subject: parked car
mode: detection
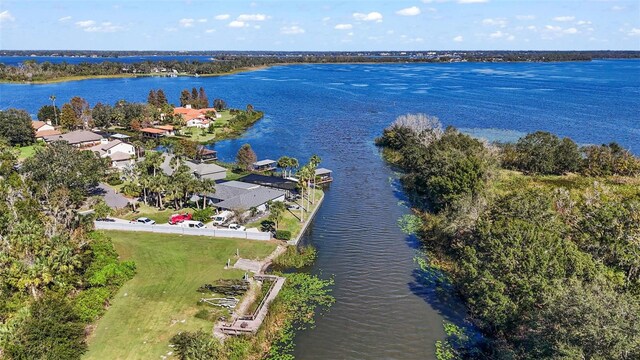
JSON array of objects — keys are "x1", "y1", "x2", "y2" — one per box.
[
  {"x1": 169, "y1": 213, "x2": 192, "y2": 225},
  {"x1": 132, "y1": 217, "x2": 156, "y2": 225},
  {"x1": 287, "y1": 203, "x2": 301, "y2": 210},
  {"x1": 180, "y1": 220, "x2": 205, "y2": 229},
  {"x1": 212, "y1": 210, "x2": 233, "y2": 225},
  {"x1": 228, "y1": 223, "x2": 246, "y2": 231}
]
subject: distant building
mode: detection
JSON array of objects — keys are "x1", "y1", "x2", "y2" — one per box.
[
  {"x1": 185, "y1": 118, "x2": 211, "y2": 129},
  {"x1": 43, "y1": 130, "x2": 103, "y2": 148},
  {"x1": 140, "y1": 127, "x2": 169, "y2": 139},
  {"x1": 154, "y1": 125, "x2": 175, "y2": 136},
  {"x1": 173, "y1": 106, "x2": 221, "y2": 124}
]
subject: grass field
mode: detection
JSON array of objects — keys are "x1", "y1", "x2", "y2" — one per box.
[
  {"x1": 84, "y1": 231, "x2": 277, "y2": 360},
  {"x1": 16, "y1": 143, "x2": 43, "y2": 160}
]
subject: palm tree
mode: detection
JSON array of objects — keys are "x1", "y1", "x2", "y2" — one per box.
[
  {"x1": 297, "y1": 165, "x2": 313, "y2": 222},
  {"x1": 309, "y1": 154, "x2": 322, "y2": 204},
  {"x1": 289, "y1": 157, "x2": 299, "y2": 178},
  {"x1": 49, "y1": 95, "x2": 58, "y2": 126},
  {"x1": 199, "y1": 178, "x2": 216, "y2": 209},
  {"x1": 277, "y1": 156, "x2": 290, "y2": 178}
]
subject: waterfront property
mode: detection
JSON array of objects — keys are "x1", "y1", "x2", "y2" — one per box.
[
  {"x1": 159, "y1": 153, "x2": 227, "y2": 181},
  {"x1": 43, "y1": 129, "x2": 103, "y2": 148},
  {"x1": 140, "y1": 127, "x2": 169, "y2": 139},
  {"x1": 199, "y1": 180, "x2": 286, "y2": 214},
  {"x1": 252, "y1": 159, "x2": 277, "y2": 172},
  {"x1": 315, "y1": 168, "x2": 333, "y2": 183},
  {"x1": 239, "y1": 173, "x2": 299, "y2": 199},
  {"x1": 83, "y1": 231, "x2": 276, "y2": 360}
]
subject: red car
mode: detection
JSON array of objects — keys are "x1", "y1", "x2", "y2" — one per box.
[{"x1": 169, "y1": 213, "x2": 192, "y2": 225}]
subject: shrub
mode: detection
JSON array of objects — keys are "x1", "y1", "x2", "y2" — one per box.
[
  {"x1": 106, "y1": 173, "x2": 123, "y2": 186},
  {"x1": 88, "y1": 261, "x2": 136, "y2": 287},
  {"x1": 171, "y1": 330, "x2": 222, "y2": 360},
  {"x1": 193, "y1": 207, "x2": 214, "y2": 222},
  {"x1": 275, "y1": 230, "x2": 292, "y2": 241},
  {"x1": 73, "y1": 287, "x2": 111, "y2": 322}
]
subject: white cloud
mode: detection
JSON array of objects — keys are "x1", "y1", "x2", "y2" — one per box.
[
  {"x1": 507, "y1": 35, "x2": 515, "y2": 41},
  {"x1": 76, "y1": 20, "x2": 96, "y2": 28},
  {"x1": 516, "y1": 15, "x2": 535, "y2": 21},
  {"x1": 553, "y1": 16, "x2": 575, "y2": 22},
  {"x1": 237, "y1": 14, "x2": 268, "y2": 21},
  {"x1": 228, "y1": 20, "x2": 246, "y2": 28},
  {"x1": 334, "y1": 23, "x2": 353, "y2": 30},
  {"x1": 458, "y1": 0, "x2": 488, "y2": 3},
  {"x1": 628, "y1": 28, "x2": 640, "y2": 37},
  {"x1": 453, "y1": 35, "x2": 463, "y2": 42},
  {"x1": 527, "y1": 25, "x2": 537, "y2": 31},
  {"x1": 576, "y1": 20, "x2": 592, "y2": 26},
  {"x1": 353, "y1": 12, "x2": 383, "y2": 22},
  {"x1": 482, "y1": 18, "x2": 507, "y2": 27},
  {"x1": 205, "y1": 29, "x2": 215, "y2": 33},
  {"x1": 489, "y1": 30, "x2": 504, "y2": 38},
  {"x1": 0, "y1": 10, "x2": 14, "y2": 23},
  {"x1": 254, "y1": 25, "x2": 261, "y2": 29},
  {"x1": 281, "y1": 25, "x2": 305, "y2": 35},
  {"x1": 58, "y1": 16, "x2": 72, "y2": 22},
  {"x1": 396, "y1": 6, "x2": 421, "y2": 16},
  {"x1": 197, "y1": 18, "x2": 207, "y2": 23},
  {"x1": 563, "y1": 27, "x2": 578, "y2": 34},
  {"x1": 612, "y1": 5, "x2": 625, "y2": 11},
  {"x1": 83, "y1": 22, "x2": 124, "y2": 33},
  {"x1": 322, "y1": 17, "x2": 331, "y2": 22},
  {"x1": 179, "y1": 18, "x2": 195, "y2": 27},
  {"x1": 214, "y1": 14, "x2": 230, "y2": 20}
]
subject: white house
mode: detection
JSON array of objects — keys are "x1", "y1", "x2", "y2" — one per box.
[
  {"x1": 185, "y1": 118, "x2": 211, "y2": 129},
  {"x1": 89, "y1": 139, "x2": 136, "y2": 168},
  {"x1": 32, "y1": 121, "x2": 61, "y2": 139}
]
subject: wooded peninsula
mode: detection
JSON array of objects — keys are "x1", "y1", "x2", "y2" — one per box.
[
  {"x1": 2, "y1": 50, "x2": 639, "y2": 83},
  {"x1": 376, "y1": 114, "x2": 640, "y2": 360}
]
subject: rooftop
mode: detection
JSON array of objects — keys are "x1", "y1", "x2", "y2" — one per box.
[
  {"x1": 140, "y1": 127, "x2": 167, "y2": 134},
  {"x1": 253, "y1": 159, "x2": 277, "y2": 167},
  {"x1": 43, "y1": 130, "x2": 103, "y2": 145},
  {"x1": 205, "y1": 181, "x2": 286, "y2": 210},
  {"x1": 315, "y1": 168, "x2": 332, "y2": 176}
]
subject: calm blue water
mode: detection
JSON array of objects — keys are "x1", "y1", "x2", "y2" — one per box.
[
  {"x1": 0, "y1": 55, "x2": 215, "y2": 66},
  {"x1": 1, "y1": 60, "x2": 639, "y2": 359}
]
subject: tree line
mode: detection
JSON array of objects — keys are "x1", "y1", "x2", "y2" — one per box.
[
  {"x1": 0, "y1": 141, "x2": 135, "y2": 359},
  {"x1": 5, "y1": 50, "x2": 640, "y2": 82},
  {"x1": 376, "y1": 114, "x2": 640, "y2": 359}
]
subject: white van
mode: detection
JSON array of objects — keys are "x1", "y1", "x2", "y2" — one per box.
[
  {"x1": 211, "y1": 211, "x2": 233, "y2": 226},
  {"x1": 179, "y1": 220, "x2": 205, "y2": 229}
]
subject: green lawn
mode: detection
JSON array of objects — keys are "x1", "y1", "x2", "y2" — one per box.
[
  {"x1": 84, "y1": 231, "x2": 277, "y2": 360},
  {"x1": 16, "y1": 143, "x2": 43, "y2": 160},
  {"x1": 177, "y1": 110, "x2": 235, "y2": 143},
  {"x1": 246, "y1": 189, "x2": 324, "y2": 237}
]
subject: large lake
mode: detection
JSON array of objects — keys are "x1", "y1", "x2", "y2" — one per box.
[{"x1": 1, "y1": 60, "x2": 639, "y2": 359}]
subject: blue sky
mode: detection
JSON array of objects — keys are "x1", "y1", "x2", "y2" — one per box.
[{"x1": 1, "y1": 0, "x2": 639, "y2": 51}]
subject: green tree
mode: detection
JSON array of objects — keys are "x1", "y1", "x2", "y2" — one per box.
[
  {"x1": 0, "y1": 108, "x2": 36, "y2": 146},
  {"x1": 147, "y1": 89, "x2": 157, "y2": 106},
  {"x1": 49, "y1": 94, "x2": 59, "y2": 126},
  {"x1": 213, "y1": 99, "x2": 226, "y2": 111},
  {"x1": 156, "y1": 89, "x2": 168, "y2": 105},
  {"x1": 91, "y1": 102, "x2": 113, "y2": 128},
  {"x1": 198, "y1": 87, "x2": 209, "y2": 108},
  {"x1": 60, "y1": 103, "x2": 80, "y2": 130},
  {"x1": 268, "y1": 200, "x2": 286, "y2": 230},
  {"x1": 4, "y1": 296, "x2": 87, "y2": 360},
  {"x1": 170, "y1": 330, "x2": 222, "y2": 360},
  {"x1": 236, "y1": 143, "x2": 257, "y2": 171},
  {"x1": 553, "y1": 137, "x2": 582, "y2": 174},
  {"x1": 37, "y1": 105, "x2": 60, "y2": 123},
  {"x1": 179, "y1": 89, "x2": 191, "y2": 107}
]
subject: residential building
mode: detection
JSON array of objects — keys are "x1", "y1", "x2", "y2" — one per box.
[
  {"x1": 160, "y1": 154, "x2": 227, "y2": 181},
  {"x1": 89, "y1": 139, "x2": 136, "y2": 168},
  {"x1": 200, "y1": 180, "x2": 286, "y2": 213},
  {"x1": 43, "y1": 130, "x2": 103, "y2": 148},
  {"x1": 238, "y1": 173, "x2": 298, "y2": 199},
  {"x1": 185, "y1": 118, "x2": 211, "y2": 129},
  {"x1": 140, "y1": 127, "x2": 169, "y2": 139},
  {"x1": 31, "y1": 121, "x2": 61, "y2": 139},
  {"x1": 154, "y1": 125, "x2": 175, "y2": 136}
]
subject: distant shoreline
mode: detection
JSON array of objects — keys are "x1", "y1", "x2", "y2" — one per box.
[{"x1": 0, "y1": 65, "x2": 271, "y2": 84}]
